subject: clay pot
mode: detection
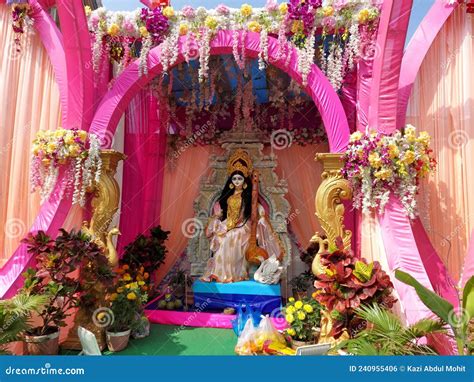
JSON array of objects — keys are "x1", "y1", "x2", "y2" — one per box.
[
  {"x1": 106, "y1": 329, "x2": 131, "y2": 352},
  {"x1": 24, "y1": 328, "x2": 60, "y2": 355},
  {"x1": 290, "y1": 338, "x2": 315, "y2": 350}
]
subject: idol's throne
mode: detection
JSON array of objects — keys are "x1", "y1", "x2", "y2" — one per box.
[
  {"x1": 187, "y1": 131, "x2": 291, "y2": 277},
  {"x1": 187, "y1": 132, "x2": 291, "y2": 313}
]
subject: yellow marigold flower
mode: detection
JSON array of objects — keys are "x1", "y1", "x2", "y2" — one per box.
[
  {"x1": 358, "y1": 9, "x2": 370, "y2": 24},
  {"x1": 84, "y1": 5, "x2": 92, "y2": 17},
  {"x1": 297, "y1": 311, "x2": 306, "y2": 320},
  {"x1": 241, "y1": 3, "x2": 253, "y2": 17},
  {"x1": 108, "y1": 23, "x2": 120, "y2": 37},
  {"x1": 117, "y1": 287, "x2": 124, "y2": 293},
  {"x1": 162, "y1": 6, "x2": 175, "y2": 18},
  {"x1": 368, "y1": 152, "x2": 382, "y2": 169},
  {"x1": 294, "y1": 301, "x2": 303, "y2": 309},
  {"x1": 279, "y1": 3, "x2": 288, "y2": 15},
  {"x1": 303, "y1": 304, "x2": 313, "y2": 313},
  {"x1": 205, "y1": 16, "x2": 218, "y2": 30},
  {"x1": 388, "y1": 144, "x2": 399, "y2": 159},
  {"x1": 179, "y1": 23, "x2": 189, "y2": 36},
  {"x1": 287, "y1": 328, "x2": 296, "y2": 337},
  {"x1": 130, "y1": 282, "x2": 138, "y2": 289},
  {"x1": 286, "y1": 313, "x2": 295, "y2": 323},
  {"x1": 374, "y1": 168, "x2": 392, "y2": 180},
  {"x1": 247, "y1": 20, "x2": 262, "y2": 33},
  {"x1": 110, "y1": 293, "x2": 118, "y2": 301},
  {"x1": 286, "y1": 305, "x2": 296, "y2": 314},
  {"x1": 138, "y1": 280, "x2": 145, "y2": 286},
  {"x1": 139, "y1": 26, "x2": 149, "y2": 38},
  {"x1": 350, "y1": 131, "x2": 363, "y2": 142},
  {"x1": 288, "y1": 297, "x2": 295, "y2": 303},
  {"x1": 123, "y1": 273, "x2": 132, "y2": 281},
  {"x1": 127, "y1": 292, "x2": 137, "y2": 300},
  {"x1": 322, "y1": 6, "x2": 334, "y2": 17},
  {"x1": 291, "y1": 20, "x2": 304, "y2": 34},
  {"x1": 402, "y1": 150, "x2": 416, "y2": 165}
]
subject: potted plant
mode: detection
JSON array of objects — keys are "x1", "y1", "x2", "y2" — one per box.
[
  {"x1": 313, "y1": 238, "x2": 397, "y2": 339},
  {"x1": 106, "y1": 265, "x2": 148, "y2": 352},
  {"x1": 289, "y1": 271, "x2": 312, "y2": 300},
  {"x1": 283, "y1": 297, "x2": 322, "y2": 349},
  {"x1": 0, "y1": 293, "x2": 48, "y2": 354},
  {"x1": 21, "y1": 229, "x2": 115, "y2": 354},
  {"x1": 121, "y1": 225, "x2": 170, "y2": 298}
]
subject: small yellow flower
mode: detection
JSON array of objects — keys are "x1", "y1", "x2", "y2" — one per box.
[
  {"x1": 110, "y1": 293, "x2": 118, "y2": 301},
  {"x1": 205, "y1": 16, "x2": 218, "y2": 30},
  {"x1": 374, "y1": 168, "x2": 393, "y2": 180},
  {"x1": 291, "y1": 20, "x2": 304, "y2": 34},
  {"x1": 117, "y1": 287, "x2": 124, "y2": 293},
  {"x1": 279, "y1": 3, "x2": 288, "y2": 15},
  {"x1": 84, "y1": 5, "x2": 92, "y2": 17},
  {"x1": 123, "y1": 273, "x2": 132, "y2": 281},
  {"x1": 46, "y1": 142, "x2": 57, "y2": 153},
  {"x1": 179, "y1": 23, "x2": 189, "y2": 36},
  {"x1": 288, "y1": 297, "x2": 295, "y2": 303},
  {"x1": 350, "y1": 131, "x2": 363, "y2": 142},
  {"x1": 96, "y1": 312, "x2": 106, "y2": 321},
  {"x1": 162, "y1": 6, "x2": 175, "y2": 18},
  {"x1": 322, "y1": 6, "x2": 334, "y2": 17},
  {"x1": 286, "y1": 313, "x2": 295, "y2": 323},
  {"x1": 358, "y1": 9, "x2": 370, "y2": 24},
  {"x1": 32, "y1": 144, "x2": 40, "y2": 155},
  {"x1": 68, "y1": 144, "x2": 81, "y2": 157},
  {"x1": 388, "y1": 144, "x2": 399, "y2": 159},
  {"x1": 240, "y1": 3, "x2": 253, "y2": 17},
  {"x1": 417, "y1": 131, "x2": 430, "y2": 146},
  {"x1": 286, "y1": 305, "x2": 296, "y2": 314},
  {"x1": 287, "y1": 328, "x2": 296, "y2": 337},
  {"x1": 108, "y1": 23, "x2": 120, "y2": 37},
  {"x1": 127, "y1": 292, "x2": 137, "y2": 300},
  {"x1": 247, "y1": 20, "x2": 262, "y2": 33},
  {"x1": 402, "y1": 150, "x2": 416, "y2": 165},
  {"x1": 139, "y1": 26, "x2": 149, "y2": 38},
  {"x1": 78, "y1": 130, "x2": 88, "y2": 142},
  {"x1": 138, "y1": 281, "x2": 145, "y2": 286},
  {"x1": 297, "y1": 311, "x2": 306, "y2": 320},
  {"x1": 303, "y1": 304, "x2": 313, "y2": 313},
  {"x1": 368, "y1": 152, "x2": 382, "y2": 169},
  {"x1": 294, "y1": 301, "x2": 303, "y2": 309}
]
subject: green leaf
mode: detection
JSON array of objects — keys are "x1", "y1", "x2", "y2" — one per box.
[
  {"x1": 462, "y1": 276, "x2": 474, "y2": 320},
  {"x1": 395, "y1": 270, "x2": 453, "y2": 324},
  {"x1": 408, "y1": 319, "x2": 446, "y2": 337},
  {"x1": 353, "y1": 261, "x2": 374, "y2": 282}
]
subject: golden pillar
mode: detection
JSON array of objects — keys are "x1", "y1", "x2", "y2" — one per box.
[
  {"x1": 62, "y1": 149, "x2": 125, "y2": 351},
  {"x1": 311, "y1": 153, "x2": 352, "y2": 275}
]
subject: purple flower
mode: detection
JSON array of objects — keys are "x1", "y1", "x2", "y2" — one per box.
[
  {"x1": 181, "y1": 5, "x2": 196, "y2": 19},
  {"x1": 216, "y1": 4, "x2": 230, "y2": 16},
  {"x1": 140, "y1": 7, "x2": 169, "y2": 44}
]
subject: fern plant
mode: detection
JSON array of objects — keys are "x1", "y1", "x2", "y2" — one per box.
[
  {"x1": 0, "y1": 293, "x2": 48, "y2": 353},
  {"x1": 338, "y1": 304, "x2": 446, "y2": 355}
]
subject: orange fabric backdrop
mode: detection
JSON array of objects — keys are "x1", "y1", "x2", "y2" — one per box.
[{"x1": 406, "y1": 7, "x2": 474, "y2": 281}]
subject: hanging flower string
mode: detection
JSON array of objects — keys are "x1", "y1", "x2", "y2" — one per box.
[
  {"x1": 30, "y1": 129, "x2": 102, "y2": 206},
  {"x1": 10, "y1": 2, "x2": 33, "y2": 52},
  {"x1": 341, "y1": 125, "x2": 437, "y2": 219},
  {"x1": 86, "y1": 1, "x2": 381, "y2": 90}
]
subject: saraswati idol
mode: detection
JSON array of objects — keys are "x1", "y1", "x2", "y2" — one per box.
[{"x1": 201, "y1": 149, "x2": 284, "y2": 283}]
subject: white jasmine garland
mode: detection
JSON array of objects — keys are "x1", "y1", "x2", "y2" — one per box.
[
  {"x1": 258, "y1": 28, "x2": 269, "y2": 71},
  {"x1": 139, "y1": 35, "x2": 153, "y2": 76},
  {"x1": 346, "y1": 22, "x2": 360, "y2": 71},
  {"x1": 198, "y1": 27, "x2": 212, "y2": 82}
]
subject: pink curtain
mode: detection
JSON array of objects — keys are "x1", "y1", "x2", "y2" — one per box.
[
  {"x1": 406, "y1": 7, "x2": 474, "y2": 282},
  {"x1": 0, "y1": 5, "x2": 62, "y2": 266}
]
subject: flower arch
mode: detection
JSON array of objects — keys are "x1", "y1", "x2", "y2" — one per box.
[{"x1": 89, "y1": 30, "x2": 350, "y2": 153}]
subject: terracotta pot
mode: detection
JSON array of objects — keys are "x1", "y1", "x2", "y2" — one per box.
[
  {"x1": 106, "y1": 329, "x2": 131, "y2": 352},
  {"x1": 24, "y1": 329, "x2": 60, "y2": 355}
]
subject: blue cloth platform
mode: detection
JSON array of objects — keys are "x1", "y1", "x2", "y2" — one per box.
[{"x1": 192, "y1": 280, "x2": 281, "y2": 314}]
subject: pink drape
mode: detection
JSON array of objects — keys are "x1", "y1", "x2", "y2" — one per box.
[
  {"x1": 118, "y1": 90, "x2": 167, "y2": 253},
  {"x1": 0, "y1": 5, "x2": 60, "y2": 266},
  {"x1": 407, "y1": 7, "x2": 474, "y2": 282}
]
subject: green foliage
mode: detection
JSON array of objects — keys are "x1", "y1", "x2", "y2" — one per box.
[
  {"x1": 289, "y1": 271, "x2": 312, "y2": 292},
  {"x1": 0, "y1": 293, "x2": 48, "y2": 353},
  {"x1": 353, "y1": 261, "x2": 373, "y2": 283},
  {"x1": 395, "y1": 270, "x2": 474, "y2": 355},
  {"x1": 339, "y1": 304, "x2": 445, "y2": 355}
]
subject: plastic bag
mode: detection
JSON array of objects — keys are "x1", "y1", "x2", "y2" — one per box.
[
  {"x1": 254, "y1": 316, "x2": 286, "y2": 352},
  {"x1": 234, "y1": 318, "x2": 258, "y2": 355}
]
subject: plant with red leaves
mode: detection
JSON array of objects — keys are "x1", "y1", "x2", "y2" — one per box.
[{"x1": 313, "y1": 237, "x2": 397, "y2": 339}]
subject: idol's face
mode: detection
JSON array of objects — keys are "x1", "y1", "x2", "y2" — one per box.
[{"x1": 231, "y1": 174, "x2": 245, "y2": 188}]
